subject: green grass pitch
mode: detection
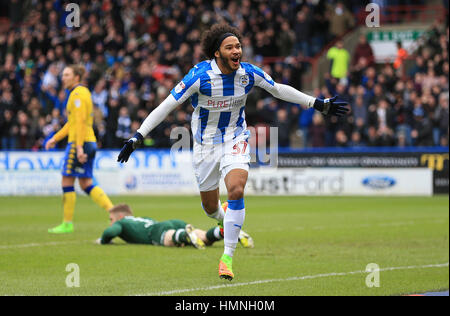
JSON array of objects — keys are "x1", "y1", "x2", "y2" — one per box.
[{"x1": 0, "y1": 195, "x2": 448, "y2": 296}]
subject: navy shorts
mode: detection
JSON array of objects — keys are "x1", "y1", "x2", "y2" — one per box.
[{"x1": 61, "y1": 142, "x2": 97, "y2": 178}]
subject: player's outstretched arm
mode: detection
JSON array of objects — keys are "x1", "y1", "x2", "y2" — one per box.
[
  {"x1": 117, "y1": 94, "x2": 180, "y2": 163},
  {"x1": 265, "y1": 82, "x2": 349, "y2": 117},
  {"x1": 118, "y1": 65, "x2": 200, "y2": 163},
  {"x1": 98, "y1": 223, "x2": 123, "y2": 244},
  {"x1": 251, "y1": 65, "x2": 349, "y2": 117}
]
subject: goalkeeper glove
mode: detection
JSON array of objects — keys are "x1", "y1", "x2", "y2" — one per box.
[
  {"x1": 313, "y1": 95, "x2": 349, "y2": 117},
  {"x1": 117, "y1": 132, "x2": 143, "y2": 163}
]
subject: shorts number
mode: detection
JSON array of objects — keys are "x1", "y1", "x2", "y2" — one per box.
[{"x1": 232, "y1": 141, "x2": 248, "y2": 155}]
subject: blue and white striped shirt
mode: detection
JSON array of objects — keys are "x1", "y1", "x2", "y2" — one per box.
[{"x1": 170, "y1": 59, "x2": 276, "y2": 145}]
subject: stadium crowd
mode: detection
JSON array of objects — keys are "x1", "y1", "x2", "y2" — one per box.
[
  {"x1": 0, "y1": 0, "x2": 448, "y2": 150},
  {"x1": 303, "y1": 21, "x2": 449, "y2": 148}
]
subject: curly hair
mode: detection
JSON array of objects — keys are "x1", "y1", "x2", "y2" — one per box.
[{"x1": 201, "y1": 24, "x2": 242, "y2": 60}]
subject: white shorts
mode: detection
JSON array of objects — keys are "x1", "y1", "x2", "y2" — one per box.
[{"x1": 193, "y1": 133, "x2": 251, "y2": 192}]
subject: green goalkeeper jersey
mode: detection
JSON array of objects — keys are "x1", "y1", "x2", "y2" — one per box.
[{"x1": 101, "y1": 216, "x2": 157, "y2": 245}]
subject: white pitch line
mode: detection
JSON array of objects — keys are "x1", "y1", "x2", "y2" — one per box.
[
  {"x1": 251, "y1": 218, "x2": 448, "y2": 233},
  {"x1": 134, "y1": 262, "x2": 449, "y2": 296},
  {"x1": 0, "y1": 240, "x2": 91, "y2": 250}
]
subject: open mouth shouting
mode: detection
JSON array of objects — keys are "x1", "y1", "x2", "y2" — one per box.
[{"x1": 230, "y1": 55, "x2": 240, "y2": 67}]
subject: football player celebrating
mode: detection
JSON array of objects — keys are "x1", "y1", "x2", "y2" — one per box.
[{"x1": 117, "y1": 24, "x2": 348, "y2": 280}]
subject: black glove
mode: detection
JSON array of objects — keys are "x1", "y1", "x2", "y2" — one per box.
[
  {"x1": 313, "y1": 95, "x2": 349, "y2": 117},
  {"x1": 117, "y1": 132, "x2": 144, "y2": 163}
]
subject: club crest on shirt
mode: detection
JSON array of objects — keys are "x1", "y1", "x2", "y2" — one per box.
[
  {"x1": 174, "y1": 81, "x2": 186, "y2": 94},
  {"x1": 239, "y1": 75, "x2": 249, "y2": 87},
  {"x1": 74, "y1": 99, "x2": 81, "y2": 108}
]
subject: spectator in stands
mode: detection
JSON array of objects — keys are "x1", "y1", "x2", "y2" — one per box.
[
  {"x1": 352, "y1": 34, "x2": 374, "y2": 68},
  {"x1": 0, "y1": 109, "x2": 17, "y2": 149},
  {"x1": 327, "y1": 1, "x2": 355, "y2": 39},
  {"x1": 257, "y1": 99, "x2": 278, "y2": 125},
  {"x1": 369, "y1": 99, "x2": 396, "y2": 131},
  {"x1": 92, "y1": 79, "x2": 109, "y2": 118},
  {"x1": 411, "y1": 107, "x2": 434, "y2": 146},
  {"x1": 409, "y1": 55, "x2": 427, "y2": 77},
  {"x1": 434, "y1": 93, "x2": 449, "y2": 146},
  {"x1": 349, "y1": 130, "x2": 364, "y2": 147},
  {"x1": 277, "y1": 21, "x2": 296, "y2": 57},
  {"x1": 115, "y1": 106, "x2": 132, "y2": 145},
  {"x1": 422, "y1": 68, "x2": 441, "y2": 91},
  {"x1": 309, "y1": 112, "x2": 326, "y2": 148},
  {"x1": 298, "y1": 107, "x2": 315, "y2": 148},
  {"x1": 275, "y1": 108, "x2": 291, "y2": 148},
  {"x1": 16, "y1": 110, "x2": 31, "y2": 149},
  {"x1": 41, "y1": 63, "x2": 60, "y2": 91},
  {"x1": 0, "y1": 89, "x2": 14, "y2": 113},
  {"x1": 104, "y1": 98, "x2": 120, "y2": 148},
  {"x1": 335, "y1": 129, "x2": 348, "y2": 147},
  {"x1": 352, "y1": 94, "x2": 368, "y2": 135},
  {"x1": 365, "y1": 98, "x2": 396, "y2": 146},
  {"x1": 393, "y1": 41, "x2": 408, "y2": 70},
  {"x1": 327, "y1": 40, "x2": 350, "y2": 81},
  {"x1": 366, "y1": 126, "x2": 380, "y2": 147},
  {"x1": 294, "y1": 8, "x2": 313, "y2": 57},
  {"x1": 377, "y1": 125, "x2": 397, "y2": 147},
  {"x1": 0, "y1": 0, "x2": 447, "y2": 151}
]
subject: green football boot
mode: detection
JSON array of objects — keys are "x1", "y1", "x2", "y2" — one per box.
[
  {"x1": 219, "y1": 253, "x2": 234, "y2": 281},
  {"x1": 48, "y1": 222, "x2": 74, "y2": 234}
]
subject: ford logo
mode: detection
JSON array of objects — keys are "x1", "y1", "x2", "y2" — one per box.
[{"x1": 362, "y1": 176, "x2": 396, "y2": 189}]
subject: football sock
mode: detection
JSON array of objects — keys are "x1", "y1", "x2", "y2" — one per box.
[
  {"x1": 62, "y1": 186, "x2": 76, "y2": 223},
  {"x1": 223, "y1": 198, "x2": 245, "y2": 257},
  {"x1": 84, "y1": 185, "x2": 113, "y2": 211},
  {"x1": 203, "y1": 200, "x2": 225, "y2": 222},
  {"x1": 172, "y1": 229, "x2": 189, "y2": 245},
  {"x1": 206, "y1": 226, "x2": 223, "y2": 243}
]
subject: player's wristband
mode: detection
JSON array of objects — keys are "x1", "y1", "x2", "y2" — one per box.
[
  {"x1": 130, "y1": 132, "x2": 144, "y2": 149},
  {"x1": 313, "y1": 98, "x2": 330, "y2": 115}
]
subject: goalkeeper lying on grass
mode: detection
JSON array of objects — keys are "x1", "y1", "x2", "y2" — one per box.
[{"x1": 96, "y1": 203, "x2": 254, "y2": 249}]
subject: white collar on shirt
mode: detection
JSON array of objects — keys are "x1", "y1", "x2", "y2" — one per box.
[{"x1": 210, "y1": 58, "x2": 242, "y2": 75}]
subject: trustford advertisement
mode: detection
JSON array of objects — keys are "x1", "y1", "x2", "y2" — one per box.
[
  {"x1": 241, "y1": 168, "x2": 432, "y2": 196},
  {"x1": 279, "y1": 151, "x2": 448, "y2": 194}
]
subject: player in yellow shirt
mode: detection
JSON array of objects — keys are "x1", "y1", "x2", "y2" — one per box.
[{"x1": 45, "y1": 65, "x2": 114, "y2": 233}]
